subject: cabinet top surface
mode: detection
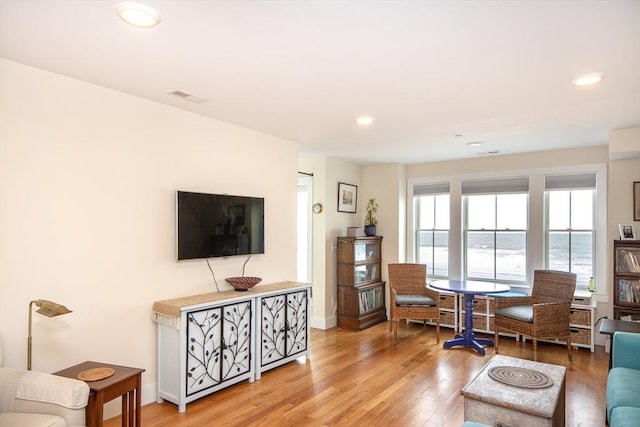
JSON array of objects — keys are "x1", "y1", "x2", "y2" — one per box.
[{"x1": 152, "y1": 281, "x2": 310, "y2": 319}]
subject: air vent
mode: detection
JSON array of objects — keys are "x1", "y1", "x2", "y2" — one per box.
[{"x1": 168, "y1": 90, "x2": 208, "y2": 104}]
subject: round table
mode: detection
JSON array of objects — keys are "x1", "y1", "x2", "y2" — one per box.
[{"x1": 430, "y1": 280, "x2": 510, "y2": 355}]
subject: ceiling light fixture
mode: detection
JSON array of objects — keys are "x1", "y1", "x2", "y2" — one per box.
[
  {"x1": 356, "y1": 116, "x2": 374, "y2": 126},
  {"x1": 116, "y1": 2, "x2": 161, "y2": 28},
  {"x1": 572, "y1": 72, "x2": 604, "y2": 87},
  {"x1": 466, "y1": 141, "x2": 484, "y2": 147}
]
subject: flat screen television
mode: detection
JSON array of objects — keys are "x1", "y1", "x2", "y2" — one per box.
[{"x1": 176, "y1": 191, "x2": 264, "y2": 260}]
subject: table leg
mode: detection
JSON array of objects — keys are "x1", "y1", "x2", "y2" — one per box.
[
  {"x1": 94, "y1": 391, "x2": 104, "y2": 427},
  {"x1": 443, "y1": 293, "x2": 494, "y2": 355},
  {"x1": 135, "y1": 373, "x2": 142, "y2": 427},
  {"x1": 86, "y1": 393, "x2": 97, "y2": 427},
  {"x1": 129, "y1": 390, "x2": 134, "y2": 427}
]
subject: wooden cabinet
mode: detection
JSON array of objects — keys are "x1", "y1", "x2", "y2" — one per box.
[
  {"x1": 613, "y1": 239, "x2": 640, "y2": 322},
  {"x1": 257, "y1": 289, "x2": 309, "y2": 379},
  {"x1": 337, "y1": 236, "x2": 387, "y2": 330},
  {"x1": 153, "y1": 281, "x2": 311, "y2": 413}
]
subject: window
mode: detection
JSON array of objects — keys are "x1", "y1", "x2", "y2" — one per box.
[
  {"x1": 414, "y1": 183, "x2": 449, "y2": 277},
  {"x1": 463, "y1": 178, "x2": 528, "y2": 283},
  {"x1": 545, "y1": 174, "x2": 596, "y2": 289}
]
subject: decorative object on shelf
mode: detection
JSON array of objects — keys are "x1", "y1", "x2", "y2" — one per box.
[
  {"x1": 77, "y1": 367, "x2": 115, "y2": 381},
  {"x1": 225, "y1": 254, "x2": 261, "y2": 291},
  {"x1": 364, "y1": 198, "x2": 378, "y2": 236},
  {"x1": 619, "y1": 224, "x2": 637, "y2": 240},
  {"x1": 225, "y1": 276, "x2": 262, "y2": 291},
  {"x1": 312, "y1": 203, "x2": 323, "y2": 214},
  {"x1": 634, "y1": 181, "x2": 640, "y2": 221},
  {"x1": 27, "y1": 299, "x2": 72, "y2": 370},
  {"x1": 337, "y1": 182, "x2": 357, "y2": 213}
]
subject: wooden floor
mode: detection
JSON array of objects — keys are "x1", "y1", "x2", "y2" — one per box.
[{"x1": 106, "y1": 321, "x2": 609, "y2": 427}]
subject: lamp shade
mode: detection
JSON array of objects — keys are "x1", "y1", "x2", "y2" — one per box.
[{"x1": 34, "y1": 299, "x2": 72, "y2": 317}]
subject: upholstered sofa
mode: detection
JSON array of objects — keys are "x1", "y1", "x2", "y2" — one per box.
[
  {"x1": 0, "y1": 335, "x2": 90, "y2": 427},
  {"x1": 606, "y1": 331, "x2": 640, "y2": 427}
]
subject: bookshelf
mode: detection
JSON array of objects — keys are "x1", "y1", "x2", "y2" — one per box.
[
  {"x1": 613, "y1": 239, "x2": 640, "y2": 322},
  {"x1": 337, "y1": 236, "x2": 387, "y2": 330}
]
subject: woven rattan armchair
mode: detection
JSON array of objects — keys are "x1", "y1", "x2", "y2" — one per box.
[
  {"x1": 388, "y1": 263, "x2": 440, "y2": 344},
  {"x1": 494, "y1": 269, "x2": 577, "y2": 361}
]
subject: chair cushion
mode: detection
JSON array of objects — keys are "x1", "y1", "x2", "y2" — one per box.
[
  {"x1": 609, "y1": 406, "x2": 640, "y2": 427},
  {"x1": 495, "y1": 305, "x2": 533, "y2": 322},
  {"x1": 396, "y1": 294, "x2": 436, "y2": 306},
  {"x1": 607, "y1": 367, "x2": 640, "y2": 421},
  {"x1": 0, "y1": 412, "x2": 67, "y2": 427}
]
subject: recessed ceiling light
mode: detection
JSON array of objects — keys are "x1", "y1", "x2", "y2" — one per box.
[
  {"x1": 466, "y1": 141, "x2": 484, "y2": 147},
  {"x1": 116, "y1": 2, "x2": 161, "y2": 28},
  {"x1": 356, "y1": 116, "x2": 374, "y2": 126},
  {"x1": 572, "y1": 72, "x2": 605, "y2": 87}
]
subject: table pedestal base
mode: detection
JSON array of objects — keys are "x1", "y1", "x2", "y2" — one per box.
[
  {"x1": 443, "y1": 293, "x2": 494, "y2": 355},
  {"x1": 443, "y1": 335, "x2": 494, "y2": 356}
]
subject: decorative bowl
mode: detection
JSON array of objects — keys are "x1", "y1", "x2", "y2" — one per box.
[{"x1": 225, "y1": 276, "x2": 262, "y2": 291}]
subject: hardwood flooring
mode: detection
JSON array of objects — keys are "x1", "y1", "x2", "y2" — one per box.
[{"x1": 106, "y1": 321, "x2": 609, "y2": 426}]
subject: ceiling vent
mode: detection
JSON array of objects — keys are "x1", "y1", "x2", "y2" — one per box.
[{"x1": 168, "y1": 90, "x2": 208, "y2": 104}]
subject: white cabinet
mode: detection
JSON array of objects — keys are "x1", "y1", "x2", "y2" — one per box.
[
  {"x1": 257, "y1": 289, "x2": 309, "y2": 379},
  {"x1": 153, "y1": 281, "x2": 311, "y2": 413}
]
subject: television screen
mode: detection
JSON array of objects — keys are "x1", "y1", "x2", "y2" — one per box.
[{"x1": 176, "y1": 191, "x2": 264, "y2": 260}]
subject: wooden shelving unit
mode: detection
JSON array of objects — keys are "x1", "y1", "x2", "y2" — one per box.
[
  {"x1": 613, "y1": 239, "x2": 640, "y2": 322},
  {"x1": 337, "y1": 236, "x2": 386, "y2": 330}
]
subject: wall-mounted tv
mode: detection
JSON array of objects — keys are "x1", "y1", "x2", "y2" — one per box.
[{"x1": 176, "y1": 191, "x2": 264, "y2": 260}]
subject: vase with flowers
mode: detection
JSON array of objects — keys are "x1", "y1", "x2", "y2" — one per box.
[{"x1": 364, "y1": 198, "x2": 378, "y2": 236}]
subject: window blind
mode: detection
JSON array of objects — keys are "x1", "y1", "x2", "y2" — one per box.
[
  {"x1": 545, "y1": 173, "x2": 596, "y2": 190},
  {"x1": 461, "y1": 177, "x2": 529, "y2": 195},
  {"x1": 413, "y1": 182, "x2": 450, "y2": 196}
]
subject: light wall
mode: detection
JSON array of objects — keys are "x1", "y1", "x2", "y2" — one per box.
[{"x1": 0, "y1": 59, "x2": 298, "y2": 410}]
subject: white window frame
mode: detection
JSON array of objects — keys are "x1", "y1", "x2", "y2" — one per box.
[
  {"x1": 544, "y1": 173, "x2": 597, "y2": 290},
  {"x1": 407, "y1": 163, "x2": 607, "y2": 292}
]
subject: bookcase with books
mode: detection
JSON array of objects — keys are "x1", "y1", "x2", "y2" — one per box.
[
  {"x1": 337, "y1": 236, "x2": 387, "y2": 330},
  {"x1": 613, "y1": 239, "x2": 640, "y2": 322}
]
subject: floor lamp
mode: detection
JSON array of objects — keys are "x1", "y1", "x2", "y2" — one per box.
[{"x1": 27, "y1": 299, "x2": 72, "y2": 370}]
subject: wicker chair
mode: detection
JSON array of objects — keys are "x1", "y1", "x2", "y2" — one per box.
[
  {"x1": 388, "y1": 263, "x2": 440, "y2": 344},
  {"x1": 494, "y1": 269, "x2": 577, "y2": 361}
]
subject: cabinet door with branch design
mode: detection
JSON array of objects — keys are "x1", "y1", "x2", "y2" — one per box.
[
  {"x1": 260, "y1": 290, "x2": 308, "y2": 370},
  {"x1": 186, "y1": 300, "x2": 252, "y2": 396}
]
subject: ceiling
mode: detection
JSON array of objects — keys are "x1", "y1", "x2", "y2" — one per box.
[{"x1": 1, "y1": 0, "x2": 639, "y2": 165}]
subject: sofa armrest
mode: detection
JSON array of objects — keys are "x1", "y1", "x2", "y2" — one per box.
[
  {"x1": 0, "y1": 367, "x2": 89, "y2": 426},
  {"x1": 612, "y1": 331, "x2": 640, "y2": 370}
]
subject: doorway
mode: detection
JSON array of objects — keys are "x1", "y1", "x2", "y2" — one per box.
[{"x1": 297, "y1": 175, "x2": 313, "y2": 282}]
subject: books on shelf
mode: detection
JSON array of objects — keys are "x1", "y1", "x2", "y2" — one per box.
[
  {"x1": 359, "y1": 287, "x2": 382, "y2": 313},
  {"x1": 618, "y1": 279, "x2": 640, "y2": 304},
  {"x1": 618, "y1": 249, "x2": 640, "y2": 273}
]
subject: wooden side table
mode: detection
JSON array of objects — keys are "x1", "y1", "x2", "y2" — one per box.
[{"x1": 54, "y1": 361, "x2": 145, "y2": 427}]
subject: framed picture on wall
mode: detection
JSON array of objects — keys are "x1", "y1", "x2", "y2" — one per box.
[
  {"x1": 337, "y1": 182, "x2": 357, "y2": 213},
  {"x1": 619, "y1": 224, "x2": 637, "y2": 240},
  {"x1": 634, "y1": 181, "x2": 640, "y2": 221}
]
